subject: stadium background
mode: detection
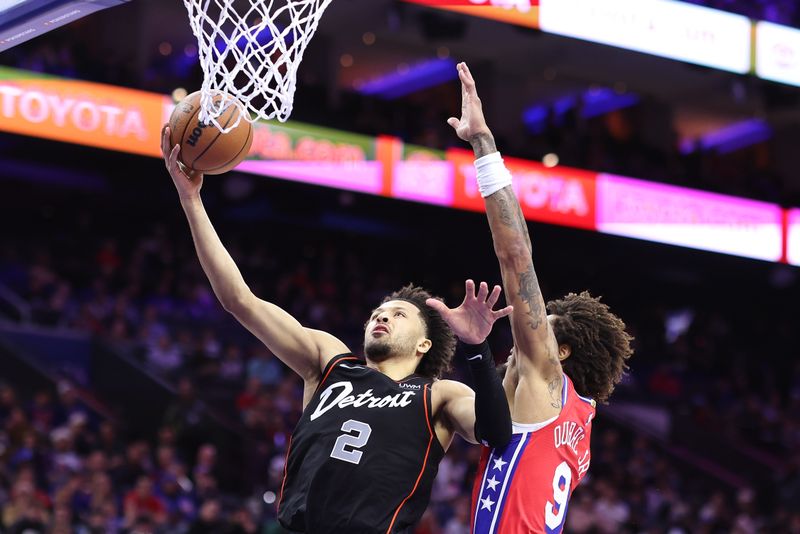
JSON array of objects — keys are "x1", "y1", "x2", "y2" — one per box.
[{"x1": 1, "y1": 0, "x2": 800, "y2": 532}]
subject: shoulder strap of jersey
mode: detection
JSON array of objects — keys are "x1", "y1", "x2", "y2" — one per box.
[
  {"x1": 564, "y1": 373, "x2": 597, "y2": 408},
  {"x1": 315, "y1": 353, "x2": 361, "y2": 394}
]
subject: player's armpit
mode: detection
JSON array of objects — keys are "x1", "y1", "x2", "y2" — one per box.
[
  {"x1": 437, "y1": 377, "x2": 511, "y2": 448},
  {"x1": 226, "y1": 294, "x2": 349, "y2": 381},
  {"x1": 437, "y1": 381, "x2": 479, "y2": 445}
]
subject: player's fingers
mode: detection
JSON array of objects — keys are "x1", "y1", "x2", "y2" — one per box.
[
  {"x1": 463, "y1": 62, "x2": 475, "y2": 83},
  {"x1": 486, "y1": 284, "x2": 502, "y2": 308},
  {"x1": 458, "y1": 63, "x2": 468, "y2": 82},
  {"x1": 161, "y1": 125, "x2": 170, "y2": 158},
  {"x1": 476, "y1": 281, "x2": 489, "y2": 303},
  {"x1": 493, "y1": 305, "x2": 514, "y2": 319},
  {"x1": 447, "y1": 117, "x2": 460, "y2": 129},
  {"x1": 169, "y1": 145, "x2": 183, "y2": 174},
  {"x1": 464, "y1": 279, "x2": 476, "y2": 301},
  {"x1": 457, "y1": 64, "x2": 469, "y2": 99},
  {"x1": 425, "y1": 298, "x2": 449, "y2": 316},
  {"x1": 459, "y1": 63, "x2": 477, "y2": 94},
  {"x1": 461, "y1": 64, "x2": 475, "y2": 88}
]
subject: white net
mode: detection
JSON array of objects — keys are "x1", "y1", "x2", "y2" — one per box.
[{"x1": 183, "y1": 0, "x2": 333, "y2": 132}]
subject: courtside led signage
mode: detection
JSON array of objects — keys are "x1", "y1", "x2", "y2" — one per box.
[
  {"x1": 596, "y1": 174, "x2": 784, "y2": 262},
  {"x1": 539, "y1": 0, "x2": 751, "y2": 73},
  {"x1": 755, "y1": 21, "x2": 800, "y2": 87},
  {"x1": 0, "y1": 67, "x2": 794, "y2": 265},
  {"x1": 787, "y1": 209, "x2": 800, "y2": 266}
]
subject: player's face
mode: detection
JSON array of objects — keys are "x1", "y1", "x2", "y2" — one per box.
[{"x1": 364, "y1": 300, "x2": 427, "y2": 361}]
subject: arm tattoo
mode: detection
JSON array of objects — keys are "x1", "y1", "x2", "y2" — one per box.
[
  {"x1": 517, "y1": 266, "x2": 543, "y2": 330},
  {"x1": 470, "y1": 133, "x2": 497, "y2": 159},
  {"x1": 492, "y1": 188, "x2": 521, "y2": 229},
  {"x1": 547, "y1": 373, "x2": 562, "y2": 409},
  {"x1": 489, "y1": 188, "x2": 533, "y2": 253},
  {"x1": 480, "y1": 143, "x2": 544, "y2": 334}
]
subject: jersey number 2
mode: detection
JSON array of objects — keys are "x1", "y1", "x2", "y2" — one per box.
[
  {"x1": 544, "y1": 461, "x2": 572, "y2": 532},
  {"x1": 330, "y1": 419, "x2": 372, "y2": 464}
]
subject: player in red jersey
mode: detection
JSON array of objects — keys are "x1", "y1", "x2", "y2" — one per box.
[{"x1": 447, "y1": 62, "x2": 635, "y2": 533}]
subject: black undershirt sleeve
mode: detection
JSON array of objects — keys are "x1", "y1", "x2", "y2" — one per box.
[{"x1": 459, "y1": 340, "x2": 512, "y2": 448}]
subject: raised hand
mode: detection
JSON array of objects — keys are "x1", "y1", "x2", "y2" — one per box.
[
  {"x1": 426, "y1": 279, "x2": 513, "y2": 345},
  {"x1": 447, "y1": 62, "x2": 493, "y2": 143},
  {"x1": 162, "y1": 124, "x2": 204, "y2": 201}
]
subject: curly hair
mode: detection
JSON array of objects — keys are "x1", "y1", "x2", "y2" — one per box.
[
  {"x1": 547, "y1": 291, "x2": 633, "y2": 404},
  {"x1": 382, "y1": 284, "x2": 456, "y2": 379}
]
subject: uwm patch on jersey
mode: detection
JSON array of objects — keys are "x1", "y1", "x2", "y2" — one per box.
[
  {"x1": 472, "y1": 374, "x2": 595, "y2": 534},
  {"x1": 279, "y1": 354, "x2": 445, "y2": 534}
]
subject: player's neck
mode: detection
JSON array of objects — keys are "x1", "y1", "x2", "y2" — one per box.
[{"x1": 366, "y1": 354, "x2": 419, "y2": 381}]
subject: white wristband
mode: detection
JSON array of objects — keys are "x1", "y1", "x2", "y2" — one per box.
[{"x1": 474, "y1": 151, "x2": 513, "y2": 198}]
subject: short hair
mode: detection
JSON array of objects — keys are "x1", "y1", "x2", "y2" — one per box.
[
  {"x1": 547, "y1": 291, "x2": 633, "y2": 404},
  {"x1": 382, "y1": 284, "x2": 456, "y2": 379}
]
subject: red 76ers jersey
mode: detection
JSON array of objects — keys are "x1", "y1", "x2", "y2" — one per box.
[{"x1": 471, "y1": 374, "x2": 595, "y2": 534}]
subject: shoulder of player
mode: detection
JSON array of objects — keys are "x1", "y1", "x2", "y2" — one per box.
[
  {"x1": 430, "y1": 379, "x2": 474, "y2": 403},
  {"x1": 513, "y1": 344, "x2": 564, "y2": 384},
  {"x1": 305, "y1": 328, "x2": 352, "y2": 373}
]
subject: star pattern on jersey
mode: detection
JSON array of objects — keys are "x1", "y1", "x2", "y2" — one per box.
[
  {"x1": 492, "y1": 457, "x2": 508, "y2": 471},
  {"x1": 480, "y1": 495, "x2": 495, "y2": 511},
  {"x1": 485, "y1": 476, "x2": 500, "y2": 491}
]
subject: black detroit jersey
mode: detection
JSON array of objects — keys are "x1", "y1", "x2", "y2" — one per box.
[{"x1": 278, "y1": 354, "x2": 445, "y2": 533}]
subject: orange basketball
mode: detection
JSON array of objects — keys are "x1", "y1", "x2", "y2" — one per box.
[{"x1": 168, "y1": 91, "x2": 254, "y2": 175}]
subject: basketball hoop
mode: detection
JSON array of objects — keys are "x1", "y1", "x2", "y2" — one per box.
[{"x1": 182, "y1": 0, "x2": 333, "y2": 132}]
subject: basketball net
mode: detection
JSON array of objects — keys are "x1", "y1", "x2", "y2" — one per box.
[{"x1": 183, "y1": 0, "x2": 333, "y2": 132}]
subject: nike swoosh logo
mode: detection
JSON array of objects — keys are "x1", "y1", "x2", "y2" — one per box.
[{"x1": 467, "y1": 354, "x2": 483, "y2": 361}]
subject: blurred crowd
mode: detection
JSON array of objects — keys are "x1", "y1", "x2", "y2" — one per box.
[
  {"x1": 0, "y1": 379, "x2": 271, "y2": 533},
  {"x1": 2, "y1": 374, "x2": 800, "y2": 533}
]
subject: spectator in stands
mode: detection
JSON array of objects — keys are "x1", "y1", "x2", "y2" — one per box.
[
  {"x1": 162, "y1": 378, "x2": 207, "y2": 453},
  {"x1": 122, "y1": 475, "x2": 166, "y2": 529}
]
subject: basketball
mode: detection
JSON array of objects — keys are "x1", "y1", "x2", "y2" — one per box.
[{"x1": 168, "y1": 91, "x2": 253, "y2": 175}]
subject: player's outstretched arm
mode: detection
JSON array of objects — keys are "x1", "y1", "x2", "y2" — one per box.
[
  {"x1": 447, "y1": 63, "x2": 561, "y2": 383},
  {"x1": 428, "y1": 280, "x2": 513, "y2": 448},
  {"x1": 161, "y1": 126, "x2": 347, "y2": 381}
]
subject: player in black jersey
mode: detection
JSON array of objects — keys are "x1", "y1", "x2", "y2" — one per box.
[{"x1": 161, "y1": 127, "x2": 514, "y2": 533}]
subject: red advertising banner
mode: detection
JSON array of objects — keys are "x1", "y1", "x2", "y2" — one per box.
[
  {"x1": 402, "y1": 0, "x2": 539, "y2": 28},
  {"x1": 448, "y1": 148, "x2": 597, "y2": 230}
]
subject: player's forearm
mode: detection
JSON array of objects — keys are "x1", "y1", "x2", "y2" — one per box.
[
  {"x1": 461, "y1": 340, "x2": 512, "y2": 448},
  {"x1": 180, "y1": 195, "x2": 252, "y2": 311},
  {"x1": 469, "y1": 133, "x2": 533, "y2": 261},
  {"x1": 485, "y1": 186, "x2": 533, "y2": 265},
  {"x1": 469, "y1": 132, "x2": 498, "y2": 159},
  {"x1": 472, "y1": 140, "x2": 548, "y2": 337}
]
